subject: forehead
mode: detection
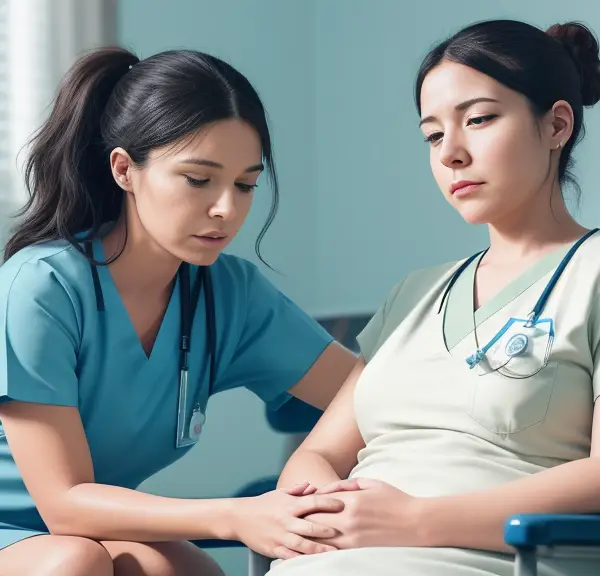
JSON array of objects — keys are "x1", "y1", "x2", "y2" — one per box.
[
  {"x1": 155, "y1": 119, "x2": 263, "y2": 164},
  {"x1": 420, "y1": 61, "x2": 514, "y2": 116}
]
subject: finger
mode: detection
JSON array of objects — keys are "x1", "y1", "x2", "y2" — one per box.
[
  {"x1": 287, "y1": 517, "x2": 339, "y2": 540},
  {"x1": 273, "y1": 546, "x2": 301, "y2": 560},
  {"x1": 284, "y1": 482, "x2": 311, "y2": 496},
  {"x1": 310, "y1": 535, "x2": 345, "y2": 549},
  {"x1": 295, "y1": 495, "x2": 345, "y2": 516},
  {"x1": 300, "y1": 485, "x2": 318, "y2": 496},
  {"x1": 317, "y1": 479, "x2": 362, "y2": 494},
  {"x1": 303, "y1": 512, "x2": 337, "y2": 527},
  {"x1": 284, "y1": 533, "x2": 337, "y2": 555}
]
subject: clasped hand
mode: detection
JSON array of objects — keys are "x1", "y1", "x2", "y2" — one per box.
[
  {"x1": 235, "y1": 478, "x2": 421, "y2": 561},
  {"x1": 301, "y1": 478, "x2": 422, "y2": 551}
]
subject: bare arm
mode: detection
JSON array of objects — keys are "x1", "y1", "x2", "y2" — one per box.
[
  {"x1": 287, "y1": 341, "x2": 357, "y2": 410},
  {"x1": 419, "y1": 401, "x2": 600, "y2": 552},
  {"x1": 0, "y1": 401, "x2": 238, "y2": 542},
  {"x1": 278, "y1": 357, "x2": 366, "y2": 489}
]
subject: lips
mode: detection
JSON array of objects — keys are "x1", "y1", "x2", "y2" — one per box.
[
  {"x1": 450, "y1": 180, "x2": 484, "y2": 195},
  {"x1": 197, "y1": 232, "x2": 227, "y2": 239}
]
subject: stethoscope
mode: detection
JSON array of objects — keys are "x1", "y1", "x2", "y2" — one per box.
[
  {"x1": 85, "y1": 243, "x2": 216, "y2": 449},
  {"x1": 437, "y1": 228, "x2": 599, "y2": 371}
]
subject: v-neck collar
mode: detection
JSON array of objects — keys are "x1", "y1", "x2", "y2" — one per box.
[
  {"x1": 443, "y1": 243, "x2": 571, "y2": 352},
  {"x1": 92, "y1": 238, "x2": 179, "y2": 363}
]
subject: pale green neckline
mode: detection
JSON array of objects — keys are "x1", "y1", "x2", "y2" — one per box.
[{"x1": 443, "y1": 243, "x2": 571, "y2": 351}]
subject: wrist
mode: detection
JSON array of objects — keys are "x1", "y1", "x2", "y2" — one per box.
[
  {"x1": 409, "y1": 496, "x2": 447, "y2": 547},
  {"x1": 200, "y1": 497, "x2": 241, "y2": 541}
]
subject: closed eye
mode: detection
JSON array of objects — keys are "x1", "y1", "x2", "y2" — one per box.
[
  {"x1": 236, "y1": 183, "x2": 257, "y2": 193},
  {"x1": 424, "y1": 132, "x2": 443, "y2": 144},
  {"x1": 467, "y1": 114, "x2": 497, "y2": 127},
  {"x1": 185, "y1": 176, "x2": 209, "y2": 187}
]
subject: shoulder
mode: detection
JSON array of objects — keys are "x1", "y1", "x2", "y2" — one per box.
[
  {"x1": 0, "y1": 241, "x2": 90, "y2": 319},
  {"x1": 357, "y1": 259, "x2": 463, "y2": 361},
  {"x1": 382, "y1": 259, "x2": 460, "y2": 316}
]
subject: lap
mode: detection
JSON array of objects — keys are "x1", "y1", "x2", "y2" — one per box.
[{"x1": 0, "y1": 534, "x2": 224, "y2": 576}]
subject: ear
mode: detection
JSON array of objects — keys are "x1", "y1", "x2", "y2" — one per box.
[
  {"x1": 547, "y1": 100, "x2": 574, "y2": 151},
  {"x1": 110, "y1": 147, "x2": 135, "y2": 192}
]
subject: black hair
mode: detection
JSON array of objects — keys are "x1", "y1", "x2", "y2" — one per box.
[
  {"x1": 5, "y1": 46, "x2": 278, "y2": 263},
  {"x1": 415, "y1": 20, "x2": 600, "y2": 199}
]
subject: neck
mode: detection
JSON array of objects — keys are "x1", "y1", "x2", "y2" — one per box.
[
  {"x1": 102, "y1": 210, "x2": 181, "y2": 299},
  {"x1": 485, "y1": 185, "x2": 588, "y2": 264}
]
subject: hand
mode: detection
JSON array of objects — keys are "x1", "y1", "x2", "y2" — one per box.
[
  {"x1": 231, "y1": 485, "x2": 345, "y2": 560},
  {"x1": 306, "y1": 478, "x2": 423, "y2": 549}
]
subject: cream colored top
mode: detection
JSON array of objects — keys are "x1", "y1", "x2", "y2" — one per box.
[{"x1": 268, "y1": 234, "x2": 600, "y2": 576}]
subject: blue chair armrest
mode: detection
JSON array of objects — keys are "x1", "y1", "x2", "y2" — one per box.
[
  {"x1": 199, "y1": 539, "x2": 246, "y2": 549},
  {"x1": 505, "y1": 514, "x2": 600, "y2": 548}
]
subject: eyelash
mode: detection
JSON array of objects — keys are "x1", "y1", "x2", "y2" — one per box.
[
  {"x1": 424, "y1": 114, "x2": 498, "y2": 144},
  {"x1": 184, "y1": 176, "x2": 257, "y2": 193}
]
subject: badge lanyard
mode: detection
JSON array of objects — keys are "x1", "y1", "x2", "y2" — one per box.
[
  {"x1": 436, "y1": 228, "x2": 599, "y2": 371},
  {"x1": 86, "y1": 243, "x2": 216, "y2": 449},
  {"x1": 175, "y1": 263, "x2": 216, "y2": 448}
]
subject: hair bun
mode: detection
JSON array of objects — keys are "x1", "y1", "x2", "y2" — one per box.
[{"x1": 547, "y1": 22, "x2": 600, "y2": 106}]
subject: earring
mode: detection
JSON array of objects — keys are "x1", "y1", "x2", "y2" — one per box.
[{"x1": 555, "y1": 142, "x2": 563, "y2": 150}]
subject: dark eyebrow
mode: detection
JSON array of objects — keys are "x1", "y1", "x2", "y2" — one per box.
[
  {"x1": 419, "y1": 97, "x2": 500, "y2": 127},
  {"x1": 179, "y1": 158, "x2": 264, "y2": 173}
]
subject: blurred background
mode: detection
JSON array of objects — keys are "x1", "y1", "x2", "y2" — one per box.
[{"x1": 2, "y1": 1, "x2": 600, "y2": 573}]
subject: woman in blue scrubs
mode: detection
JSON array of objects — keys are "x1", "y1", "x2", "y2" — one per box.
[{"x1": 0, "y1": 47, "x2": 355, "y2": 575}]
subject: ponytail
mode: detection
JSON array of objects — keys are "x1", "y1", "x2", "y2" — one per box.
[{"x1": 4, "y1": 47, "x2": 139, "y2": 261}]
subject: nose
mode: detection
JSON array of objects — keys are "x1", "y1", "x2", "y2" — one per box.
[
  {"x1": 208, "y1": 188, "x2": 237, "y2": 221},
  {"x1": 438, "y1": 130, "x2": 471, "y2": 169}
]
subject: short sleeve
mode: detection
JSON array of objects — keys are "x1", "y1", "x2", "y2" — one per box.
[
  {"x1": 593, "y1": 339, "x2": 600, "y2": 402},
  {"x1": 0, "y1": 261, "x2": 80, "y2": 406},
  {"x1": 216, "y1": 266, "x2": 333, "y2": 407},
  {"x1": 356, "y1": 277, "x2": 407, "y2": 362}
]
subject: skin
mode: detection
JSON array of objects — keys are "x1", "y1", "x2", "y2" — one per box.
[
  {"x1": 276, "y1": 61, "x2": 600, "y2": 556},
  {"x1": 0, "y1": 118, "x2": 356, "y2": 574}
]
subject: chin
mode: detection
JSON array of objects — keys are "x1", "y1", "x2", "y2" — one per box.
[
  {"x1": 455, "y1": 205, "x2": 499, "y2": 226},
  {"x1": 183, "y1": 252, "x2": 221, "y2": 267}
]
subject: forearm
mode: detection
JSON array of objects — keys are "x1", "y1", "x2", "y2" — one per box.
[
  {"x1": 48, "y1": 482, "x2": 237, "y2": 542},
  {"x1": 421, "y1": 457, "x2": 600, "y2": 552},
  {"x1": 277, "y1": 449, "x2": 342, "y2": 490}
]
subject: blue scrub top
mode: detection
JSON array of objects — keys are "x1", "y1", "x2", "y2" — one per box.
[{"x1": 0, "y1": 239, "x2": 333, "y2": 547}]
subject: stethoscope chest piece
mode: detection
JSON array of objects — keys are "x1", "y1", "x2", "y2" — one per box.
[{"x1": 505, "y1": 333, "x2": 529, "y2": 358}]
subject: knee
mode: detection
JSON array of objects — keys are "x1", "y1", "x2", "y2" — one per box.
[
  {"x1": 108, "y1": 541, "x2": 224, "y2": 576},
  {"x1": 48, "y1": 537, "x2": 113, "y2": 576}
]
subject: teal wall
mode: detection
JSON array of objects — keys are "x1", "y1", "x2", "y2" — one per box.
[
  {"x1": 120, "y1": 2, "x2": 600, "y2": 574},
  {"x1": 311, "y1": 0, "x2": 600, "y2": 317}
]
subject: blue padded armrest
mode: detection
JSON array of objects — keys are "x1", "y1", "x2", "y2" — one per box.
[{"x1": 505, "y1": 514, "x2": 600, "y2": 548}]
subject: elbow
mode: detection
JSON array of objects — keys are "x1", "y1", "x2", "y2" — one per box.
[
  {"x1": 43, "y1": 508, "x2": 83, "y2": 538},
  {"x1": 39, "y1": 494, "x2": 92, "y2": 539}
]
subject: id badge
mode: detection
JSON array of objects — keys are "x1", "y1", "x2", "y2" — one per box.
[
  {"x1": 469, "y1": 317, "x2": 554, "y2": 378},
  {"x1": 176, "y1": 369, "x2": 205, "y2": 448}
]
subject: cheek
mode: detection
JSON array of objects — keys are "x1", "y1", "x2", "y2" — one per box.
[
  {"x1": 478, "y1": 122, "x2": 543, "y2": 184},
  {"x1": 231, "y1": 193, "x2": 254, "y2": 227},
  {"x1": 133, "y1": 173, "x2": 199, "y2": 233},
  {"x1": 138, "y1": 173, "x2": 195, "y2": 212}
]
